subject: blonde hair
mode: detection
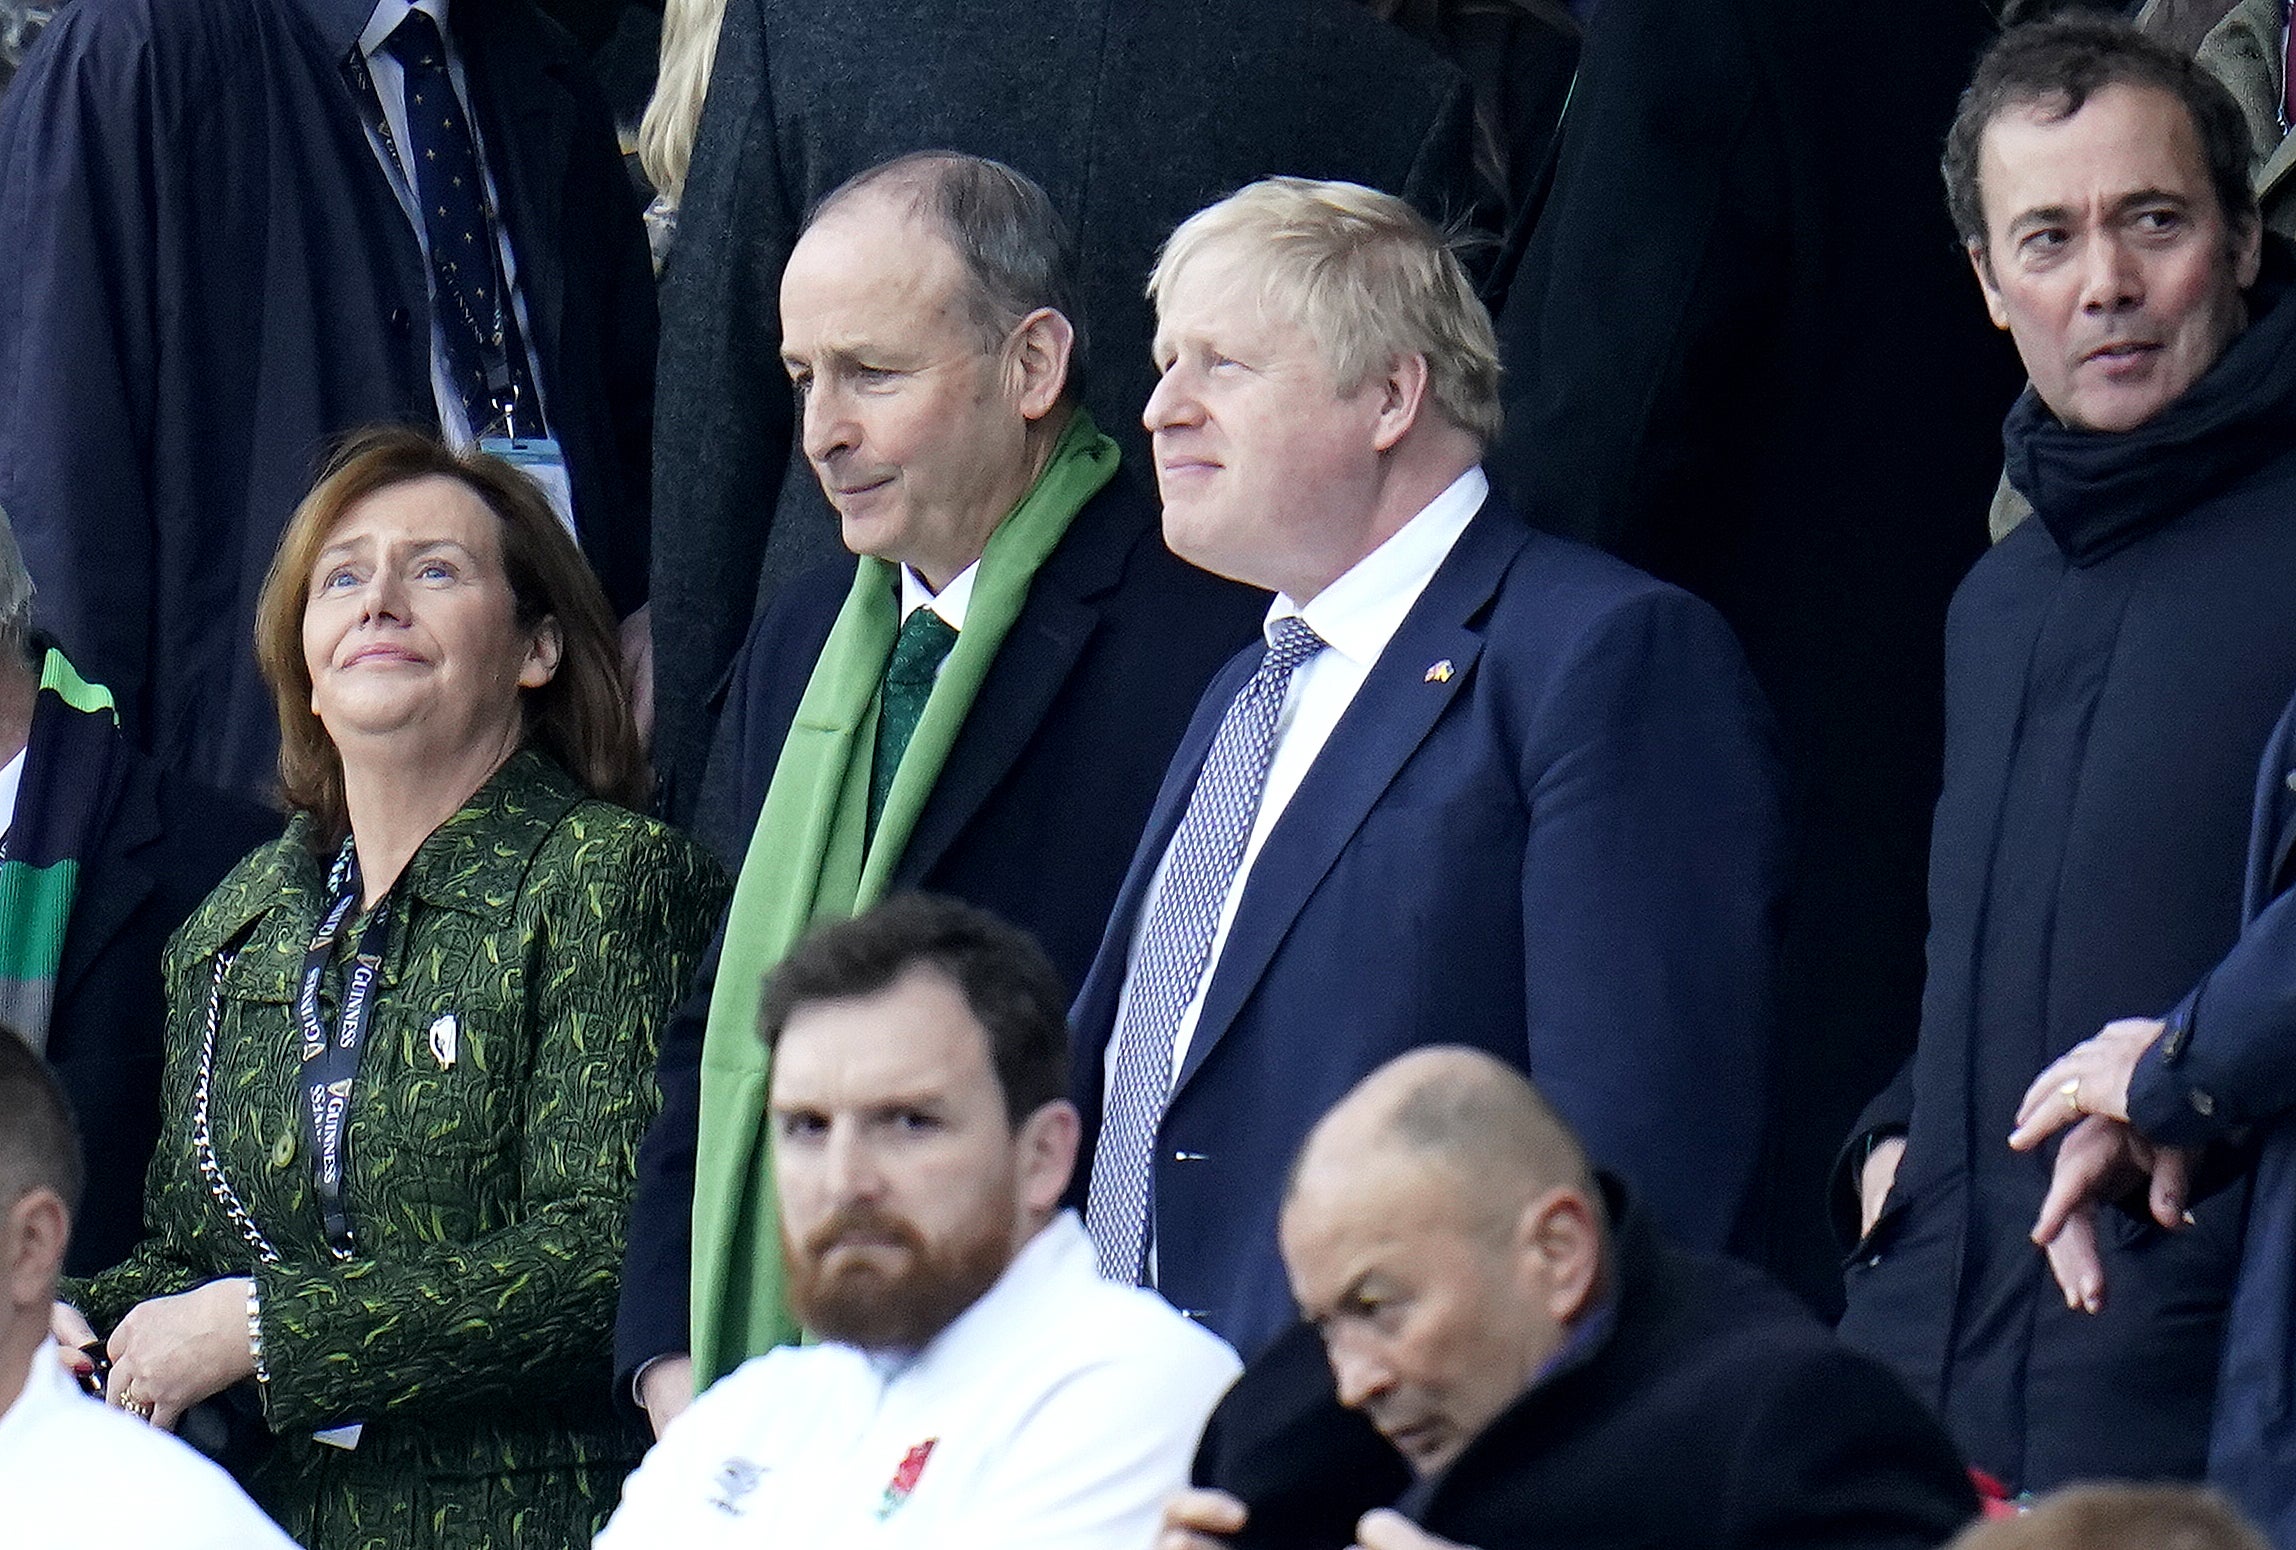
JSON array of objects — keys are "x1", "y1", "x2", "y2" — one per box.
[
  {"x1": 637, "y1": 0, "x2": 727, "y2": 206},
  {"x1": 1148, "y1": 177, "x2": 1501, "y2": 445}
]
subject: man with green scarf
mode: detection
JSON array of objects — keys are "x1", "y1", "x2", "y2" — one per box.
[
  {"x1": 616, "y1": 152, "x2": 1264, "y2": 1430},
  {"x1": 0, "y1": 502, "x2": 275, "y2": 1277}
]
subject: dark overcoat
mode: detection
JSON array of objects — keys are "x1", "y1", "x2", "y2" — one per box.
[
  {"x1": 0, "y1": 0, "x2": 656, "y2": 797},
  {"x1": 644, "y1": 0, "x2": 1486, "y2": 819},
  {"x1": 612, "y1": 469, "x2": 1266, "y2": 1393},
  {"x1": 1196, "y1": 1188, "x2": 1979, "y2": 1550},
  {"x1": 1837, "y1": 265, "x2": 2296, "y2": 1491},
  {"x1": 1485, "y1": 0, "x2": 2026, "y2": 1305}
]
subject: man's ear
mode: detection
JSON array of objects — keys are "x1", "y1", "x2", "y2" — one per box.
[
  {"x1": 2234, "y1": 212, "x2": 2264, "y2": 292},
  {"x1": 1010, "y1": 308, "x2": 1077, "y2": 422},
  {"x1": 2, "y1": 1188, "x2": 70, "y2": 1312},
  {"x1": 1371, "y1": 353, "x2": 1431, "y2": 453},
  {"x1": 518, "y1": 616, "x2": 564, "y2": 691},
  {"x1": 1968, "y1": 240, "x2": 2011, "y2": 332},
  {"x1": 1015, "y1": 1098, "x2": 1082, "y2": 1215},
  {"x1": 1515, "y1": 1185, "x2": 1603, "y2": 1326}
]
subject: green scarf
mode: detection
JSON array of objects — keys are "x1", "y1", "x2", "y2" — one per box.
[
  {"x1": 0, "y1": 648, "x2": 121, "y2": 1054},
  {"x1": 689, "y1": 411, "x2": 1120, "y2": 1382}
]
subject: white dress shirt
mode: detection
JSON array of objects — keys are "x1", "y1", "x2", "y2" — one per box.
[
  {"x1": 0, "y1": 1341, "x2": 298, "y2": 1549},
  {"x1": 355, "y1": 0, "x2": 551, "y2": 449},
  {"x1": 595, "y1": 1212, "x2": 1240, "y2": 1550},
  {"x1": 900, "y1": 560, "x2": 978, "y2": 632},
  {"x1": 0, "y1": 744, "x2": 25, "y2": 851},
  {"x1": 1112, "y1": 466, "x2": 1488, "y2": 1086}
]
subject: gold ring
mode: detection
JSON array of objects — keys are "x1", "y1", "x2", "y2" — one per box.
[{"x1": 2059, "y1": 1077, "x2": 2082, "y2": 1114}]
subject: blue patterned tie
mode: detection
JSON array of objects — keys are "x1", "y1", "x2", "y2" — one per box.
[
  {"x1": 380, "y1": 9, "x2": 540, "y2": 437},
  {"x1": 1086, "y1": 616, "x2": 1327, "y2": 1283}
]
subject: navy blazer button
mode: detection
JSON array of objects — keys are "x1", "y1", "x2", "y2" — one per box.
[
  {"x1": 387, "y1": 306, "x2": 412, "y2": 336},
  {"x1": 2191, "y1": 1090, "x2": 2217, "y2": 1117}
]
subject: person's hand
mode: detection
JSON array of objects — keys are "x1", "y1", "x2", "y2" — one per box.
[
  {"x1": 619, "y1": 604, "x2": 654, "y2": 749},
  {"x1": 1156, "y1": 1488, "x2": 1249, "y2": 1550},
  {"x1": 638, "y1": 1353, "x2": 696, "y2": 1440},
  {"x1": 1858, "y1": 1136, "x2": 1907, "y2": 1239},
  {"x1": 2028, "y1": 1114, "x2": 2194, "y2": 1314},
  {"x1": 103, "y1": 1277, "x2": 255, "y2": 1430},
  {"x1": 1354, "y1": 1509, "x2": 1474, "y2": 1550},
  {"x1": 2010, "y1": 1017, "x2": 2165, "y2": 1150},
  {"x1": 50, "y1": 1302, "x2": 98, "y2": 1384}
]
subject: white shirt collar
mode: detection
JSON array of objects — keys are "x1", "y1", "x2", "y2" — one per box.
[
  {"x1": 838, "y1": 1211, "x2": 1087, "y2": 1385},
  {"x1": 900, "y1": 560, "x2": 979, "y2": 632},
  {"x1": 359, "y1": 0, "x2": 449, "y2": 58},
  {"x1": 1270, "y1": 466, "x2": 1487, "y2": 666},
  {"x1": 0, "y1": 745, "x2": 24, "y2": 849}
]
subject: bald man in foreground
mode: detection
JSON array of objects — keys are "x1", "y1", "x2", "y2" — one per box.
[{"x1": 1162, "y1": 1049, "x2": 1980, "y2": 1550}]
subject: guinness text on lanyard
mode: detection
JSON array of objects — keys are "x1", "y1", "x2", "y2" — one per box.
[{"x1": 299, "y1": 838, "x2": 395, "y2": 1261}]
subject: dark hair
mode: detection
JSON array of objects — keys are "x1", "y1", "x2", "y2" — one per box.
[
  {"x1": 0, "y1": 1027, "x2": 82, "y2": 1216},
  {"x1": 254, "y1": 426, "x2": 648, "y2": 845},
  {"x1": 759, "y1": 894, "x2": 1072, "y2": 1125},
  {"x1": 806, "y1": 151, "x2": 1088, "y2": 400},
  {"x1": 1943, "y1": 13, "x2": 2257, "y2": 252}
]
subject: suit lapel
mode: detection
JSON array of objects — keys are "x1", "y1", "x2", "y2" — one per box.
[
  {"x1": 898, "y1": 597, "x2": 1098, "y2": 885},
  {"x1": 897, "y1": 482, "x2": 1143, "y2": 885},
  {"x1": 1070, "y1": 645, "x2": 1257, "y2": 1053},
  {"x1": 1173, "y1": 503, "x2": 1530, "y2": 1093},
  {"x1": 2261, "y1": 757, "x2": 2296, "y2": 912}
]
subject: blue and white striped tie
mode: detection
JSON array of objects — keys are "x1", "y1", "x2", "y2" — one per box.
[{"x1": 1086, "y1": 616, "x2": 1328, "y2": 1283}]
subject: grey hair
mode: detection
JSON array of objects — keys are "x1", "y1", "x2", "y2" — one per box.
[
  {"x1": 0, "y1": 500, "x2": 34, "y2": 661},
  {"x1": 805, "y1": 151, "x2": 1088, "y2": 399}
]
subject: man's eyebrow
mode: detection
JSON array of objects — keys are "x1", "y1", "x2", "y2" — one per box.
[
  {"x1": 2005, "y1": 204, "x2": 2074, "y2": 236},
  {"x1": 2111, "y1": 186, "x2": 2192, "y2": 215}
]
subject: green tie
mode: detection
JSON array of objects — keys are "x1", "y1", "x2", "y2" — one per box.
[{"x1": 869, "y1": 607, "x2": 961, "y2": 842}]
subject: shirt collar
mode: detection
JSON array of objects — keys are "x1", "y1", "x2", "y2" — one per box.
[
  {"x1": 1269, "y1": 467, "x2": 1486, "y2": 667},
  {"x1": 357, "y1": 0, "x2": 450, "y2": 59},
  {"x1": 900, "y1": 560, "x2": 979, "y2": 632}
]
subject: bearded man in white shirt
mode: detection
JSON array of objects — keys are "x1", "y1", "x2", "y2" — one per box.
[
  {"x1": 0, "y1": 1028, "x2": 294, "y2": 1549},
  {"x1": 596, "y1": 893, "x2": 1241, "y2": 1548}
]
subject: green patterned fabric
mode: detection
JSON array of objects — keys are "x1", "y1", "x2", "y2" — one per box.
[{"x1": 69, "y1": 751, "x2": 729, "y2": 1550}]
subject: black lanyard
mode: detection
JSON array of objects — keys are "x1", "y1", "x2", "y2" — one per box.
[
  {"x1": 341, "y1": 45, "x2": 525, "y2": 435},
  {"x1": 299, "y1": 839, "x2": 394, "y2": 1260}
]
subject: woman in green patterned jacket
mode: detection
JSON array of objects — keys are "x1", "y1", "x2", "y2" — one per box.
[{"x1": 50, "y1": 429, "x2": 730, "y2": 1548}]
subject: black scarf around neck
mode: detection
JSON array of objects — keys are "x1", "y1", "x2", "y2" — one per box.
[{"x1": 2004, "y1": 238, "x2": 2296, "y2": 567}]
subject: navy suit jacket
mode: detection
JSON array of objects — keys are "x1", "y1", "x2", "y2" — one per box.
[
  {"x1": 2127, "y1": 694, "x2": 2296, "y2": 1543},
  {"x1": 1070, "y1": 491, "x2": 1788, "y2": 1357},
  {"x1": 613, "y1": 469, "x2": 1266, "y2": 1392}
]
